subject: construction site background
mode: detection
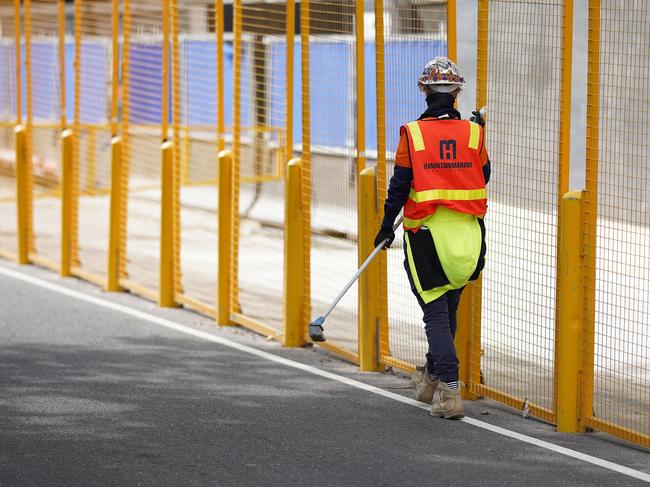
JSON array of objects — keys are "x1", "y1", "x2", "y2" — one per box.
[{"x1": 0, "y1": 0, "x2": 648, "y2": 450}]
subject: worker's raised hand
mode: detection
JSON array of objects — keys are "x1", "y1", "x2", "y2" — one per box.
[
  {"x1": 470, "y1": 110, "x2": 485, "y2": 127},
  {"x1": 374, "y1": 226, "x2": 395, "y2": 249}
]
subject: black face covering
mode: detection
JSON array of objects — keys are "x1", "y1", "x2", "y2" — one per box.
[{"x1": 420, "y1": 92, "x2": 461, "y2": 120}]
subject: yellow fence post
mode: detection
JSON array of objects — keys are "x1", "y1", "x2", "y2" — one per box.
[
  {"x1": 300, "y1": 0, "x2": 312, "y2": 340},
  {"x1": 373, "y1": 0, "x2": 390, "y2": 365},
  {"x1": 580, "y1": 0, "x2": 601, "y2": 434},
  {"x1": 111, "y1": 0, "x2": 119, "y2": 137},
  {"x1": 216, "y1": 0, "x2": 225, "y2": 152},
  {"x1": 15, "y1": 126, "x2": 29, "y2": 265},
  {"x1": 552, "y1": 0, "x2": 575, "y2": 415},
  {"x1": 355, "y1": 0, "x2": 367, "y2": 273},
  {"x1": 283, "y1": 158, "x2": 305, "y2": 347},
  {"x1": 85, "y1": 127, "x2": 97, "y2": 194},
  {"x1": 217, "y1": 149, "x2": 234, "y2": 326},
  {"x1": 456, "y1": 288, "x2": 477, "y2": 399},
  {"x1": 182, "y1": 126, "x2": 190, "y2": 185},
  {"x1": 107, "y1": 136, "x2": 123, "y2": 292},
  {"x1": 60, "y1": 129, "x2": 73, "y2": 277},
  {"x1": 556, "y1": 191, "x2": 585, "y2": 432},
  {"x1": 71, "y1": 0, "x2": 81, "y2": 269},
  {"x1": 14, "y1": 0, "x2": 22, "y2": 127},
  {"x1": 58, "y1": 0, "x2": 66, "y2": 130},
  {"x1": 446, "y1": 0, "x2": 457, "y2": 62},
  {"x1": 159, "y1": 141, "x2": 176, "y2": 307},
  {"x1": 285, "y1": 0, "x2": 295, "y2": 161},
  {"x1": 355, "y1": 0, "x2": 365, "y2": 177},
  {"x1": 171, "y1": 0, "x2": 182, "y2": 299},
  {"x1": 359, "y1": 167, "x2": 381, "y2": 372},
  {"x1": 231, "y1": 0, "x2": 242, "y2": 316},
  {"x1": 24, "y1": 0, "x2": 34, "y2": 256},
  {"x1": 457, "y1": 0, "x2": 489, "y2": 401}
]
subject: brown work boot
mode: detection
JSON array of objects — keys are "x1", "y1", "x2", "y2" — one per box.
[
  {"x1": 411, "y1": 364, "x2": 439, "y2": 404},
  {"x1": 430, "y1": 382, "x2": 465, "y2": 419}
]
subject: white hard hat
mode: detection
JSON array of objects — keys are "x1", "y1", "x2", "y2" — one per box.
[{"x1": 417, "y1": 56, "x2": 465, "y2": 92}]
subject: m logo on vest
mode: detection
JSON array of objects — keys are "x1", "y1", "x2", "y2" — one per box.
[{"x1": 439, "y1": 140, "x2": 457, "y2": 160}]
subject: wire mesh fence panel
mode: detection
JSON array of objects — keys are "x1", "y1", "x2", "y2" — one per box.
[
  {"x1": 232, "y1": 0, "x2": 289, "y2": 332},
  {"x1": 177, "y1": 1, "x2": 221, "y2": 311},
  {"x1": 74, "y1": 1, "x2": 114, "y2": 283},
  {"x1": 583, "y1": 0, "x2": 650, "y2": 447},
  {"x1": 305, "y1": 0, "x2": 359, "y2": 358},
  {"x1": 28, "y1": 0, "x2": 64, "y2": 269},
  {"x1": 121, "y1": 0, "x2": 165, "y2": 297},
  {"x1": 0, "y1": 7, "x2": 17, "y2": 256},
  {"x1": 470, "y1": 0, "x2": 565, "y2": 421},
  {"x1": 380, "y1": 0, "x2": 449, "y2": 370}
]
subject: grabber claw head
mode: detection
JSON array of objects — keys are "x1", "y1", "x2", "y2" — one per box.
[{"x1": 308, "y1": 316, "x2": 326, "y2": 342}]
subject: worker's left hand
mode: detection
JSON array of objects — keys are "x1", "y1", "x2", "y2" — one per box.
[
  {"x1": 470, "y1": 110, "x2": 485, "y2": 127},
  {"x1": 374, "y1": 226, "x2": 395, "y2": 249}
]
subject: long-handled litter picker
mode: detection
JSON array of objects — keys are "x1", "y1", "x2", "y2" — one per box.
[{"x1": 308, "y1": 216, "x2": 403, "y2": 342}]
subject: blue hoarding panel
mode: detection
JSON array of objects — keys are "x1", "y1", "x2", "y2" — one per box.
[
  {"x1": 384, "y1": 40, "x2": 447, "y2": 152},
  {"x1": 310, "y1": 41, "x2": 350, "y2": 148},
  {"x1": 183, "y1": 39, "x2": 217, "y2": 125},
  {"x1": 23, "y1": 37, "x2": 447, "y2": 151},
  {"x1": 79, "y1": 41, "x2": 109, "y2": 123},
  {"x1": 31, "y1": 42, "x2": 60, "y2": 120},
  {"x1": 128, "y1": 43, "x2": 164, "y2": 124}
]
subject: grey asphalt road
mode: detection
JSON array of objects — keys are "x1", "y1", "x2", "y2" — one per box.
[{"x1": 0, "y1": 263, "x2": 648, "y2": 487}]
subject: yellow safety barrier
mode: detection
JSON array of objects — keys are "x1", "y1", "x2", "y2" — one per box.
[
  {"x1": 556, "y1": 191, "x2": 584, "y2": 433},
  {"x1": 60, "y1": 129, "x2": 73, "y2": 277},
  {"x1": 66, "y1": 0, "x2": 115, "y2": 288},
  {"x1": 464, "y1": 0, "x2": 573, "y2": 425},
  {"x1": 175, "y1": 1, "x2": 225, "y2": 316},
  {"x1": 580, "y1": 0, "x2": 650, "y2": 449},
  {"x1": 217, "y1": 149, "x2": 234, "y2": 326},
  {"x1": 22, "y1": 0, "x2": 59, "y2": 272},
  {"x1": 358, "y1": 167, "x2": 381, "y2": 372},
  {"x1": 299, "y1": 0, "x2": 312, "y2": 350},
  {"x1": 299, "y1": 0, "x2": 364, "y2": 364},
  {"x1": 229, "y1": 0, "x2": 293, "y2": 340},
  {"x1": 159, "y1": 140, "x2": 176, "y2": 307},
  {"x1": 107, "y1": 137, "x2": 123, "y2": 292},
  {"x1": 375, "y1": 0, "x2": 455, "y2": 373},
  {"x1": 15, "y1": 126, "x2": 29, "y2": 265},
  {"x1": 0, "y1": 0, "x2": 648, "y2": 450},
  {"x1": 283, "y1": 158, "x2": 306, "y2": 347},
  {"x1": 0, "y1": 3, "x2": 19, "y2": 260}
]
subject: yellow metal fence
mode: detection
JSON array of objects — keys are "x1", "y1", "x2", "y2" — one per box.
[
  {"x1": 175, "y1": 0, "x2": 222, "y2": 316},
  {"x1": 230, "y1": 0, "x2": 291, "y2": 338},
  {"x1": 71, "y1": 0, "x2": 114, "y2": 286},
  {"x1": 302, "y1": 0, "x2": 363, "y2": 363},
  {"x1": 0, "y1": 6, "x2": 18, "y2": 259},
  {"x1": 466, "y1": 0, "x2": 571, "y2": 424},
  {"x1": 376, "y1": 0, "x2": 452, "y2": 372},
  {"x1": 582, "y1": 0, "x2": 650, "y2": 447},
  {"x1": 0, "y1": 0, "x2": 648, "y2": 450}
]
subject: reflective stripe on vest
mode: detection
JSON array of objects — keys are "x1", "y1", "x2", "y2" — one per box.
[
  {"x1": 403, "y1": 215, "x2": 431, "y2": 229},
  {"x1": 409, "y1": 187, "x2": 487, "y2": 203},
  {"x1": 468, "y1": 122, "x2": 480, "y2": 149},
  {"x1": 406, "y1": 121, "x2": 426, "y2": 151}
]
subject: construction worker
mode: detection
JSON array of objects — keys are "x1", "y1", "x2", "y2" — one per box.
[{"x1": 374, "y1": 57, "x2": 490, "y2": 419}]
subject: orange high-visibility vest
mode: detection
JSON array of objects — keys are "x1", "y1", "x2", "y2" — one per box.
[{"x1": 402, "y1": 118, "x2": 487, "y2": 230}]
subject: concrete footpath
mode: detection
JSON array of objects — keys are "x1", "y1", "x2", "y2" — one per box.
[{"x1": 0, "y1": 262, "x2": 648, "y2": 487}]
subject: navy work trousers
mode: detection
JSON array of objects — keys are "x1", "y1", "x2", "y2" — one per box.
[{"x1": 421, "y1": 287, "x2": 464, "y2": 383}]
